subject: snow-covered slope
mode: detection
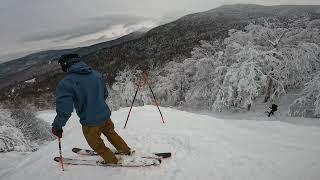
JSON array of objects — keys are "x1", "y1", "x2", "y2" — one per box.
[{"x1": 1, "y1": 105, "x2": 320, "y2": 180}]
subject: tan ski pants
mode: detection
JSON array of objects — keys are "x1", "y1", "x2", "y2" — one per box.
[{"x1": 82, "y1": 120, "x2": 130, "y2": 164}]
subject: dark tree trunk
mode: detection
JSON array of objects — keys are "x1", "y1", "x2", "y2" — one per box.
[{"x1": 264, "y1": 77, "x2": 273, "y2": 103}]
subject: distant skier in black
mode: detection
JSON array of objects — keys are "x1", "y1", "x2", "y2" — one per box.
[{"x1": 268, "y1": 104, "x2": 278, "y2": 117}]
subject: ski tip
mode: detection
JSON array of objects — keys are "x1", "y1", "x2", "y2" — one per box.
[
  {"x1": 72, "y1": 147, "x2": 81, "y2": 153},
  {"x1": 154, "y1": 152, "x2": 172, "y2": 158},
  {"x1": 54, "y1": 157, "x2": 61, "y2": 162}
]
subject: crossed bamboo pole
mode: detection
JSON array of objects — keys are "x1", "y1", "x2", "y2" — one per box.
[{"x1": 123, "y1": 72, "x2": 165, "y2": 128}]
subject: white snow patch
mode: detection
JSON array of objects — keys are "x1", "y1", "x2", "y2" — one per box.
[
  {"x1": 24, "y1": 78, "x2": 36, "y2": 83},
  {"x1": 36, "y1": 110, "x2": 56, "y2": 123},
  {"x1": 0, "y1": 152, "x2": 31, "y2": 176}
]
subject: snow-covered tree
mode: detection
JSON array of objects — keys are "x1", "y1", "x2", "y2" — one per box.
[
  {"x1": 11, "y1": 106, "x2": 53, "y2": 144},
  {"x1": 152, "y1": 61, "x2": 189, "y2": 107},
  {"x1": 152, "y1": 40, "x2": 224, "y2": 109},
  {"x1": 212, "y1": 39, "x2": 268, "y2": 111},
  {"x1": 213, "y1": 20, "x2": 320, "y2": 112},
  {"x1": 110, "y1": 17, "x2": 320, "y2": 116},
  {"x1": 110, "y1": 67, "x2": 142, "y2": 108},
  {"x1": 288, "y1": 72, "x2": 320, "y2": 118},
  {"x1": 0, "y1": 109, "x2": 38, "y2": 152},
  {"x1": 184, "y1": 51, "x2": 224, "y2": 109}
]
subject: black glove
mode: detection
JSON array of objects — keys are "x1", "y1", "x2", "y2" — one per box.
[{"x1": 52, "y1": 127, "x2": 63, "y2": 138}]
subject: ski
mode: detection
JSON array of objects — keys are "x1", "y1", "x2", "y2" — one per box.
[
  {"x1": 72, "y1": 147, "x2": 171, "y2": 159},
  {"x1": 54, "y1": 156, "x2": 161, "y2": 167}
]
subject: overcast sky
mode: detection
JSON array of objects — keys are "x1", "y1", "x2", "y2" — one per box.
[{"x1": 0, "y1": 0, "x2": 319, "y2": 62}]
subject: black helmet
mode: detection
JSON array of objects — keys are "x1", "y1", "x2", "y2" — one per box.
[{"x1": 58, "y1": 53, "x2": 80, "y2": 72}]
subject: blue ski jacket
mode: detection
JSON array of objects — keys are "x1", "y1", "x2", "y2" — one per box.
[{"x1": 52, "y1": 62, "x2": 111, "y2": 129}]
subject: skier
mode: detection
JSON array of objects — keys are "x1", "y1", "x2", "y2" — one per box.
[
  {"x1": 268, "y1": 104, "x2": 278, "y2": 117},
  {"x1": 51, "y1": 53, "x2": 131, "y2": 164}
]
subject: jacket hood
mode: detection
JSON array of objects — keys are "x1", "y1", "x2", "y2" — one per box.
[{"x1": 68, "y1": 62, "x2": 92, "y2": 74}]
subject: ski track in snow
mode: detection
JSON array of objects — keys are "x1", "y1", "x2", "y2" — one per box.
[{"x1": 1, "y1": 105, "x2": 320, "y2": 180}]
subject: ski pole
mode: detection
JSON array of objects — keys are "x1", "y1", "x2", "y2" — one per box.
[
  {"x1": 58, "y1": 138, "x2": 64, "y2": 171},
  {"x1": 124, "y1": 81, "x2": 142, "y2": 128},
  {"x1": 143, "y1": 71, "x2": 165, "y2": 123},
  {"x1": 147, "y1": 84, "x2": 165, "y2": 124}
]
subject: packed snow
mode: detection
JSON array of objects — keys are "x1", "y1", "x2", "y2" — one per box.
[{"x1": 1, "y1": 105, "x2": 320, "y2": 180}]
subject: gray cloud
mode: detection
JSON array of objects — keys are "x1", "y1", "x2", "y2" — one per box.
[
  {"x1": 224, "y1": 0, "x2": 320, "y2": 5},
  {"x1": 1, "y1": 0, "x2": 320, "y2": 62},
  {"x1": 21, "y1": 15, "x2": 150, "y2": 42}
]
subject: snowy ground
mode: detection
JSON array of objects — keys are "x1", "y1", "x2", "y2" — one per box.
[{"x1": 1, "y1": 105, "x2": 320, "y2": 180}]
